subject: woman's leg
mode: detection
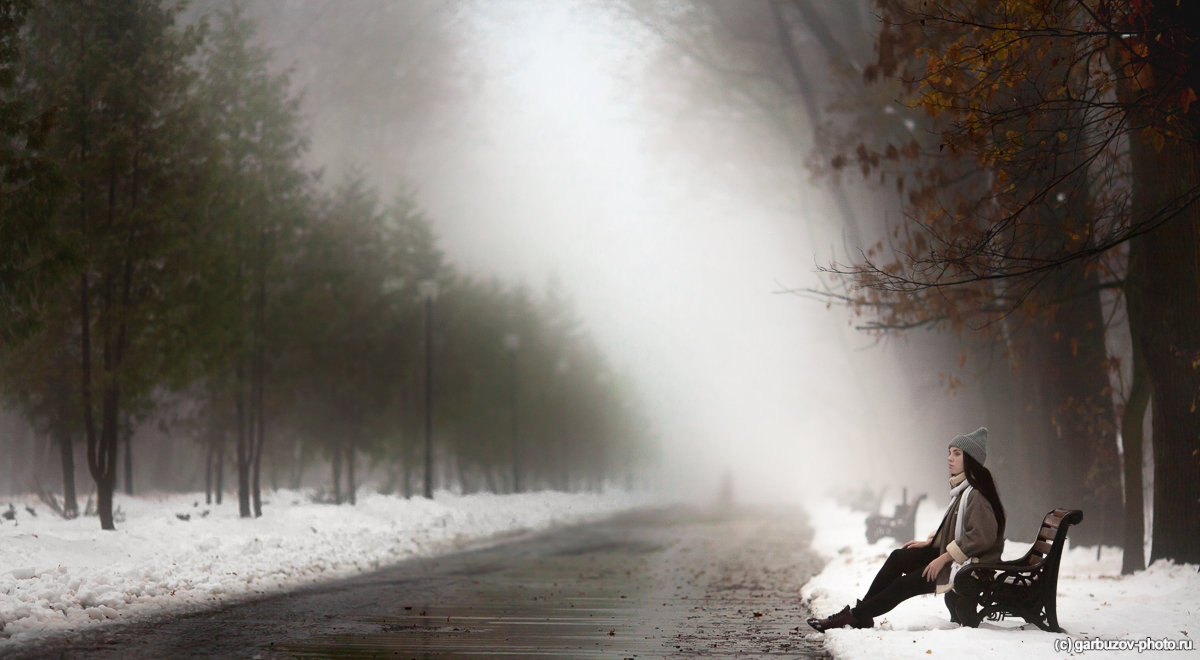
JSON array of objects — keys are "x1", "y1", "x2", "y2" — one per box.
[
  {"x1": 862, "y1": 546, "x2": 937, "y2": 601},
  {"x1": 853, "y1": 570, "x2": 937, "y2": 619},
  {"x1": 808, "y1": 545, "x2": 939, "y2": 632}
]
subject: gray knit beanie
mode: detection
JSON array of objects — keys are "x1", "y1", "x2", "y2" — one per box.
[{"x1": 949, "y1": 427, "x2": 988, "y2": 465}]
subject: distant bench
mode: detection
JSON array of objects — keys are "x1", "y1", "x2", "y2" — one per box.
[
  {"x1": 865, "y1": 488, "x2": 926, "y2": 544},
  {"x1": 949, "y1": 507, "x2": 1084, "y2": 632}
]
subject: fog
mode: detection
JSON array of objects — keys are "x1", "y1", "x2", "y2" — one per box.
[
  {"x1": 255, "y1": 0, "x2": 948, "y2": 502},
  {"x1": 0, "y1": 0, "x2": 974, "y2": 504},
  {"x1": 6, "y1": 0, "x2": 1191, "y2": 609}
]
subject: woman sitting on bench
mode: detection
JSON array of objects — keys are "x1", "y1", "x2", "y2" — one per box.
[{"x1": 808, "y1": 427, "x2": 1006, "y2": 631}]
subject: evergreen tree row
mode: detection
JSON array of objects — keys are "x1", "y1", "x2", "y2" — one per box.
[{"x1": 0, "y1": 0, "x2": 655, "y2": 529}]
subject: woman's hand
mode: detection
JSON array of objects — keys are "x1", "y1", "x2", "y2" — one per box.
[
  {"x1": 922, "y1": 553, "x2": 952, "y2": 582},
  {"x1": 902, "y1": 539, "x2": 930, "y2": 549}
]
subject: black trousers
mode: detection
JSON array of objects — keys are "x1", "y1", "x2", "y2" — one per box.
[{"x1": 852, "y1": 545, "x2": 938, "y2": 619}]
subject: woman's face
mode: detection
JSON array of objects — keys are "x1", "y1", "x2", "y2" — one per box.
[{"x1": 948, "y1": 447, "x2": 964, "y2": 476}]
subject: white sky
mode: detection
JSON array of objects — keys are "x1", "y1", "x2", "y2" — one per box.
[
  {"x1": 387, "y1": 0, "x2": 906, "y2": 502},
  {"x1": 263, "y1": 0, "x2": 954, "y2": 503}
]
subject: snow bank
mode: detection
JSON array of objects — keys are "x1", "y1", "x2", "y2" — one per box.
[
  {"x1": 801, "y1": 497, "x2": 1199, "y2": 659},
  {"x1": 0, "y1": 488, "x2": 648, "y2": 649}
]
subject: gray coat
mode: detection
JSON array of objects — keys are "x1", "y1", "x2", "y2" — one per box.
[{"x1": 928, "y1": 488, "x2": 1004, "y2": 594}]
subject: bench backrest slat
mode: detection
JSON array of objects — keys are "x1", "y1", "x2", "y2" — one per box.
[{"x1": 1023, "y1": 510, "x2": 1076, "y2": 566}]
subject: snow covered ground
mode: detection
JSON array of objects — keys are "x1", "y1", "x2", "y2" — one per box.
[
  {"x1": 801, "y1": 495, "x2": 1200, "y2": 660},
  {"x1": 0, "y1": 487, "x2": 649, "y2": 650},
  {"x1": 3, "y1": 487, "x2": 1196, "y2": 658}
]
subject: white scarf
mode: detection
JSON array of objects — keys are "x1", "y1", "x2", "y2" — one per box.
[
  {"x1": 940, "y1": 473, "x2": 970, "y2": 526},
  {"x1": 943, "y1": 473, "x2": 973, "y2": 583}
]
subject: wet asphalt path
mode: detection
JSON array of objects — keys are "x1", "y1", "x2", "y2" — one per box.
[{"x1": 6, "y1": 505, "x2": 829, "y2": 659}]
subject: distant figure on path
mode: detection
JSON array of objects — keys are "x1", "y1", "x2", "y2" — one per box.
[{"x1": 807, "y1": 427, "x2": 1006, "y2": 631}]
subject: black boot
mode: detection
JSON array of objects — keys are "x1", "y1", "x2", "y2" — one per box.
[
  {"x1": 806, "y1": 603, "x2": 873, "y2": 632},
  {"x1": 806, "y1": 605, "x2": 851, "y2": 632},
  {"x1": 851, "y1": 599, "x2": 875, "y2": 628},
  {"x1": 945, "y1": 592, "x2": 961, "y2": 624},
  {"x1": 950, "y1": 576, "x2": 985, "y2": 627},
  {"x1": 953, "y1": 596, "x2": 984, "y2": 628}
]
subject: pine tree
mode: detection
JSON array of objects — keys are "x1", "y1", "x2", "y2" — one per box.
[
  {"x1": 0, "y1": 0, "x2": 63, "y2": 348},
  {"x1": 197, "y1": 0, "x2": 308, "y2": 517},
  {"x1": 20, "y1": 0, "x2": 210, "y2": 529}
]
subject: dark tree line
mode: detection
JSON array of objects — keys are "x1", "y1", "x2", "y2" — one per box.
[{"x1": 0, "y1": 0, "x2": 654, "y2": 529}]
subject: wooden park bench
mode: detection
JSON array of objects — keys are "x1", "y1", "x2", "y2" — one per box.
[
  {"x1": 865, "y1": 488, "x2": 926, "y2": 544},
  {"x1": 949, "y1": 507, "x2": 1084, "y2": 632}
]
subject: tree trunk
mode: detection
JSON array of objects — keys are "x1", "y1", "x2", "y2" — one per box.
[
  {"x1": 95, "y1": 381, "x2": 120, "y2": 530},
  {"x1": 80, "y1": 265, "x2": 108, "y2": 529},
  {"x1": 423, "y1": 296, "x2": 434, "y2": 499},
  {"x1": 58, "y1": 430, "x2": 78, "y2": 517},
  {"x1": 1124, "y1": 73, "x2": 1200, "y2": 565},
  {"x1": 767, "y1": 0, "x2": 865, "y2": 248},
  {"x1": 251, "y1": 229, "x2": 267, "y2": 518},
  {"x1": 80, "y1": 269, "x2": 121, "y2": 532},
  {"x1": 1131, "y1": 205, "x2": 1200, "y2": 565},
  {"x1": 96, "y1": 471, "x2": 114, "y2": 530},
  {"x1": 33, "y1": 423, "x2": 50, "y2": 489},
  {"x1": 205, "y1": 441, "x2": 214, "y2": 505},
  {"x1": 1046, "y1": 267, "x2": 1123, "y2": 547},
  {"x1": 251, "y1": 456, "x2": 262, "y2": 516},
  {"x1": 331, "y1": 441, "x2": 342, "y2": 505},
  {"x1": 347, "y1": 440, "x2": 356, "y2": 506},
  {"x1": 382, "y1": 460, "x2": 398, "y2": 496},
  {"x1": 75, "y1": 50, "x2": 105, "y2": 529},
  {"x1": 289, "y1": 443, "x2": 305, "y2": 490},
  {"x1": 460, "y1": 467, "x2": 475, "y2": 495},
  {"x1": 978, "y1": 341, "x2": 1045, "y2": 535},
  {"x1": 235, "y1": 355, "x2": 251, "y2": 518},
  {"x1": 251, "y1": 390, "x2": 263, "y2": 516},
  {"x1": 250, "y1": 441, "x2": 263, "y2": 514},
  {"x1": 1005, "y1": 59, "x2": 1123, "y2": 546},
  {"x1": 1120, "y1": 290, "x2": 1151, "y2": 573},
  {"x1": 1137, "y1": 251, "x2": 1200, "y2": 564},
  {"x1": 510, "y1": 351, "x2": 521, "y2": 494},
  {"x1": 122, "y1": 420, "x2": 133, "y2": 496},
  {"x1": 215, "y1": 439, "x2": 225, "y2": 504}
]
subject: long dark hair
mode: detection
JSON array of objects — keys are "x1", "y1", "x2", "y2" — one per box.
[{"x1": 963, "y1": 453, "x2": 1006, "y2": 538}]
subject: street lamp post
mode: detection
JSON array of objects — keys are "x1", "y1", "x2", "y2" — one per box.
[
  {"x1": 504, "y1": 333, "x2": 521, "y2": 493},
  {"x1": 419, "y1": 279, "x2": 439, "y2": 499},
  {"x1": 554, "y1": 359, "x2": 568, "y2": 490}
]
